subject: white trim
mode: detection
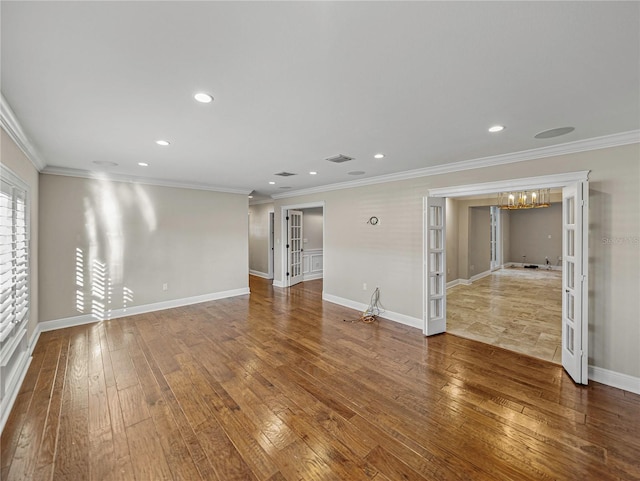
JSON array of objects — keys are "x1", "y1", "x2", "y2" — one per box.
[
  {"x1": 428, "y1": 171, "x2": 590, "y2": 198},
  {"x1": 0, "y1": 94, "x2": 46, "y2": 171},
  {"x1": 589, "y1": 366, "x2": 640, "y2": 395},
  {"x1": 446, "y1": 279, "x2": 462, "y2": 289},
  {"x1": 469, "y1": 269, "x2": 492, "y2": 283},
  {"x1": 249, "y1": 270, "x2": 272, "y2": 279},
  {"x1": 0, "y1": 354, "x2": 32, "y2": 434},
  {"x1": 272, "y1": 132, "x2": 637, "y2": 199},
  {"x1": 272, "y1": 280, "x2": 285, "y2": 288},
  {"x1": 322, "y1": 293, "x2": 422, "y2": 330},
  {"x1": 41, "y1": 166, "x2": 251, "y2": 195},
  {"x1": 303, "y1": 272, "x2": 323, "y2": 281},
  {"x1": 38, "y1": 287, "x2": 250, "y2": 333}
]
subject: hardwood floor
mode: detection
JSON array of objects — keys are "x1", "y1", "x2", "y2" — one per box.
[
  {"x1": 2, "y1": 276, "x2": 639, "y2": 480},
  {"x1": 447, "y1": 267, "x2": 562, "y2": 363}
]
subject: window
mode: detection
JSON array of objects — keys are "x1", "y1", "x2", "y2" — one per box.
[{"x1": 0, "y1": 167, "x2": 29, "y2": 357}]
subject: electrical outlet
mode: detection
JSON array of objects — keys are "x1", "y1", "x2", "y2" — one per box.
[
  {"x1": 162, "y1": 283, "x2": 168, "y2": 291},
  {"x1": 363, "y1": 283, "x2": 367, "y2": 291}
]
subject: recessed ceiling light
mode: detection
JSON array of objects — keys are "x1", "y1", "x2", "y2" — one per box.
[
  {"x1": 348, "y1": 171, "x2": 366, "y2": 176},
  {"x1": 93, "y1": 160, "x2": 118, "y2": 167},
  {"x1": 269, "y1": 181, "x2": 275, "y2": 185},
  {"x1": 138, "y1": 162, "x2": 149, "y2": 167},
  {"x1": 194, "y1": 92, "x2": 213, "y2": 103},
  {"x1": 309, "y1": 171, "x2": 317, "y2": 175},
  {"x1": 488, "y1": 125, "x2": 505, "y2": 133},
  {"x1": 156, "y1": 140, "x2": 170, "y2": 146},
  {"x1": 248, "y1": 195, "x2": 253, "y2": 199},
  {"x1": 374, "y1": 153, "x2": 385, "y2": 159}
]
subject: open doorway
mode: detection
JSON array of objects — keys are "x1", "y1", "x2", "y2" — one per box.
[
  {"x1": 279, "y1": 202, "x2": 325, "y2": 289},
  {"x1": 446, "y1": 200, "x2": 563, "y2": 363},
  {"x1": 425, "y1": 171, "x2": 590, "y2": 385}
]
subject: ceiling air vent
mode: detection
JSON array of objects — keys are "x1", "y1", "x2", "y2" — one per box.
[
  {"x1": 274, "y1": 171, "x2": 297, "y2": 177},
  {"x1": 326, "y1": 154, "x2": 354, "y2": 163}
]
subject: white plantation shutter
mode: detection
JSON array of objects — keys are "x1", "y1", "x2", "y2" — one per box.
[{"x1": 0, "y1": 175, "x2": 29, "y2": 348}]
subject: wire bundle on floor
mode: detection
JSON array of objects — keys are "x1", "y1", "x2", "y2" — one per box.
[{"x1": 343, "y1": 287, "x2": 385, "y2": 324}]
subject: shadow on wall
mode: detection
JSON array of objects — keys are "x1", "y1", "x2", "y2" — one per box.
[{"x1": 75, "y1": 179, "x2": 157, "y2": 320}]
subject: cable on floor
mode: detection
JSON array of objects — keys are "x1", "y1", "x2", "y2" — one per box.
[{"x1": 343, "y1": 287, "x2": 385, "y2": 324}]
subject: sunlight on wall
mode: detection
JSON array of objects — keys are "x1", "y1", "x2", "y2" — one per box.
[{"x1": 72, "y1": 179, "x2": 160, "y2": 319}]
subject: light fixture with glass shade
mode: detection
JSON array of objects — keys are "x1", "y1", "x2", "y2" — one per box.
[{"x1": 497, "y1": 188, "x2": 551, "y2": 209}]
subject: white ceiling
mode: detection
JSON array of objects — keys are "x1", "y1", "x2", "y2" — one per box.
[{"x1": 2, "y1": 1, "x2": 639, "y2": 199}]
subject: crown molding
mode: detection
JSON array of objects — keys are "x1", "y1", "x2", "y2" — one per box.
[
  {"x1": 0, "y1": 93, "x2": 46, "y2": 171},
  {"x1": 271, "y1": 130, "x2": 639, "y2": 199},
  {"x1": 41, "y1": 166, "x2": 252, "y2": 195}
]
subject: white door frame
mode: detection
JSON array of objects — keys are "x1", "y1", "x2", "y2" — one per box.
[
  {"x1": 279, "y1": 201, "x2": 325, "y2": 288},
  {"x1": 490, "y1": 205, "x2": 502, "y2": 271},
  {"x1": 426, "y1": 170, "x2": 590, "y2": 382}
]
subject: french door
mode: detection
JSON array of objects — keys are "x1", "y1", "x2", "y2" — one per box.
[
  {"x1": 287, "y1": 210, "x2": 303, "y2": 287},
  {"x1": 424, "y1": 197, "x2": 446, "y2": 335},
  {"x1": 561, "y1": 182, "x2": 589, "y2": 384}
]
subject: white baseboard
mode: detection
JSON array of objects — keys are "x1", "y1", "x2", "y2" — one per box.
[
  {"x1": 506, "y1": 262, "x2": 561, "y2": 271},
  {"x1": 589, "y1": 365, "x2": 640, "y2": 395},
  {"x1": 446, "y1": 279, "x2": 462, "y2": 289},
  {"x1": 272, "y1": 280, "x2": 285, "y2": 288},
  {"x1": 469, "y1": 269, "x2": 492, "y2": 283},
  {"x1": 38, "y1": 287, "x2": 250, "y2": 333},
  {"x1": 322, "y1": 293, "x2": 422, "y2": 330},
  {"x1": 303, "y1": 272, "x2": 323, "y2": 281},
  {"x1": 0, "y1": 352, "x2": 32, "y2": 434},
  {"x1": 249, "y1": 270, "x2": 272, "y2": 280}
]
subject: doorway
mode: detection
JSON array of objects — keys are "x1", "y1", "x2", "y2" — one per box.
[
  {"x1": 279, "y1": 202, "x2": 325, "y2": 288},
  {"x1": 425, "y1": 171, "x2": 590, "y2": 384}
]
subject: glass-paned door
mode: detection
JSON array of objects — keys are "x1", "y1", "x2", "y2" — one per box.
[
  {"x1": 562, "y1": 182, "x2": 588, "y2": 384},
  {"x1": 287, "y1": 210, "x2": 303, "y2": 286},
  {"x1": 424, "y1": 197, "x2": 446, "y2": 335}
]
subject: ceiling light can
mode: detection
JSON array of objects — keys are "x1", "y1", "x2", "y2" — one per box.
[
  {"x1": 194, "y1": 92, "x2": 213, "y2": 103},
  {"x1": 488, "y1": 125, "x2": 505, "y2": 133},
  {"x1": 156, "y1": 140, "x2": 170, "y2": 146}
]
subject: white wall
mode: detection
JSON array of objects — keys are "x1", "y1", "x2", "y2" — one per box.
[
  {"x1": 272, "y1": 143, "x2": 640, "y2": 379},
  {"x1": 468, "y1": 206, "x2": 491, "y2": 276},
  {"x1": 302, "y1": 206, "x2": 323, "y2": 250},
  {"x1": 248, "y1": 202, "x2": 274, "y2": 275},
  {"x1": 39, "y1": 174, "x2": 249, "y2": 322},
  {"x1": 508, "y1": 203, "x2": 562, "y2": 266}
]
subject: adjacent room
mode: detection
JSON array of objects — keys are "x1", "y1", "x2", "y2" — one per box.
[
  {"x1": 1, "y1": 1, "x2": 639, "y2": 480},
  {"x1": 446, "y1": 193, "x2": 564, "y2": 363}
]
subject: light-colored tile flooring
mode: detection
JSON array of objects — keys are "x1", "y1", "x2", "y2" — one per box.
[{"x1": 447, "y1": 267, "x2": 562, "y2": 364}]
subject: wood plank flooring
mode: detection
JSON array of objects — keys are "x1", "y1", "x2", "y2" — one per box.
[
  {"x1": 2, "y1": 276, "x2": 639, "y2": 480},
  {"x1": 447, "y1": 267, "x2": 562, "y2": 363}
]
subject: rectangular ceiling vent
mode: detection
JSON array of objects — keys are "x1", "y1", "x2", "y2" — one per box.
[
  {"x1": 274, "y1": 171, "x2": 297, "y2": 177},
  {"x1": 326, "y1": 154, "x2": 354, "y2": 163}
]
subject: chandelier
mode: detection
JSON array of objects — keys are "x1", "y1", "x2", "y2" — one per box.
[{"x1": 497, "y1": 188, "x2": 551, "y2": 210}]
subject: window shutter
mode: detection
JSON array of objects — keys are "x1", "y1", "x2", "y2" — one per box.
[{"x1": 0, "y1": 178, "x2": 29, "y2": 346}]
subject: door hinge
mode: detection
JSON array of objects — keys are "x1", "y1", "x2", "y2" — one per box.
[
  {"x1": 286, "y1": 272, "x2": 290, "y2": 277},
  {"x1": 286, "y1": 216, "x2": 289, "y2": 221},
  {"x1": 286, "y1": 244, "x2": 290, "y2": 249}
]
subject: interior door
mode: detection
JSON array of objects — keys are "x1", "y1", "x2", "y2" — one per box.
[
  {"x1": 561, "y1": 181, "x2": 589, "y2": 384},
  {"x1": 287, "y1": 210, "x2": 303, "y2": 286},
  {"x1": 424, "y1": 197, "x2": 446, "y2": 336}
]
